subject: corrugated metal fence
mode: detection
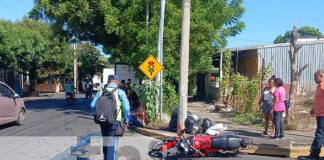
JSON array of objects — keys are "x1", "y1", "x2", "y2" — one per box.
[{"x1": 258, "y1": 42, "x2": 324, "y2": 94}]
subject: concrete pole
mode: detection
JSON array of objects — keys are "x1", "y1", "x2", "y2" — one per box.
[
  {"x1": 177, "y1": 0, "x2": 191, "y2": 131},
  {"x1": 157, "y1": 0, "x2": 166, "y2": 119},
  {"x1": 73, "y1": 37, "x2": 78, "y2": 92},
  {"x1": 220, "y1": 52, "x2": 223, "y2": 79}
]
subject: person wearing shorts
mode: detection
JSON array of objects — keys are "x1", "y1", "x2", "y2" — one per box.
[{"x1": 259, "y1": 77, "x2": 276, "y2": 136}]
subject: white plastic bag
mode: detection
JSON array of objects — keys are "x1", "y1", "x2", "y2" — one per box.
[
  {"x1": 205, "y1": 123, "x2": 227, "y2": 135},
  {"x1": 205, "y1": 129, "x2": 220, "y2": 135}
]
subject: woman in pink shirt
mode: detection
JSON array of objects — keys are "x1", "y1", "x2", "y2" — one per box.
[
  {"x1": 270, "y1": 78, "x2": 286, "y2": 140},
  {"x1": 308, "y1": 70, "x2": 324, "y2": 159}
]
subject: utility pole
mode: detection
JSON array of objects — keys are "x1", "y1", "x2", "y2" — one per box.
[
  {"x1": 146, "y1": 0, "x2": 150, "y2": 45},
  {"x1": 157, "y1": 0, "x2": 166, "y2": 119},
  {"x1": 177, "y1": 0, "x2": 191, "y2": 131},
  {"x1": 73, "y1": 35, "x2": 78, "y2": 92}
]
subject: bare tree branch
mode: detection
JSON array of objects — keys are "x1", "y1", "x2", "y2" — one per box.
[
  {"x1": 296, "y1": 44, "x2": 302, "y2": 52},
  {"x1": 297, "y1": 64, "x2": 309, "y2": 77}
]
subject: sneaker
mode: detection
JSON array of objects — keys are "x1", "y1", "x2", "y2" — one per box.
[
  {"x1": 279, "y1": 137, "x2": 285, "y2": 140},
  {"x1": 269, "y1": 135, "x2": 279, "y2": 140}
]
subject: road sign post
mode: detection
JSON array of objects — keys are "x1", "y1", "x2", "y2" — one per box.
[{"x1": 139, "y1": 55, "x2": 164, "y2": 115}]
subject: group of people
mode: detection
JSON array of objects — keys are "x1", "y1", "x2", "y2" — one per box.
[
  {"x1": 259, "y1": 76, "x2": 286, "y2": 140},
  {"x1": 259, "y1": 70, "x2": 324, "y2": 159},
  {"x1": 119, "y1": 79, "x2": 139, "y2": 110},
  {"x1": 65, "y1": 70, "x2": 324, "y2": 160}
]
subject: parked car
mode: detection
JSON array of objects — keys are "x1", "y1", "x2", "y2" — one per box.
[{"x1": 0, "y1": 81, "x2": 26, "y2": 126}]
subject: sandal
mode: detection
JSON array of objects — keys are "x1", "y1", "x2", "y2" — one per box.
[{"x1": 261, "y1": 131, "x2": 268, "y2": 136}]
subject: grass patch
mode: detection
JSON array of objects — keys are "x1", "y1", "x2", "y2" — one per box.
[
  {"x1": 146, "y1": 119, "x2": 169, "y2": 129},
  {"x1": 285, "y1": 122, "x2": 298, "y2": 131},
  {"x1": 230, "y1": 112, "x2": 263, "y2": 127}
]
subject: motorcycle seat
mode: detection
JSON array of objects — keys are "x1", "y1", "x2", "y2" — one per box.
[{"x1": 210, "y1": 136, "x2": 242, "y2": 150}]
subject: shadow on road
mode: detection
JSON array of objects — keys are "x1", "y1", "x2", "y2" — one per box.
[
  {"x1": 149, "y1": 150, "x2": 243, "y2": 160},
  {"x1": 227, "y1": 129, "x2": 262, "y2": 138},
  {"x1": 0, "y1": 123, "x2": 17, "y2": 130},
  {"x1": 25, "y1": 98, "x2": 93, "y2": 116}
]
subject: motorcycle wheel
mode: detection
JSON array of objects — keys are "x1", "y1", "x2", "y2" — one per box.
[{"x1": 67, "y1": 99, "x2": 73, "y2": 105}]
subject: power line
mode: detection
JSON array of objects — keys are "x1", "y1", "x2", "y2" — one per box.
[{"x1": 227, "y1": 37, "x2": 273, "y2": 43}]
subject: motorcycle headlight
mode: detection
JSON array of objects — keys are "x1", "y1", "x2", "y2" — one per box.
[{"x1": 177, "y1": 141, "x2": 189, "y2": 153}]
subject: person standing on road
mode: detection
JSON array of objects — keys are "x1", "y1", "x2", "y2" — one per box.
[
  {"x1": 270, "y1": 78, "x2": 286, "y2": 140},
  {"x1": 90, "y1": 75, "x2": 130, "y2": 160},
  {"x1": 308, "y1": 70, "x2": 324, "y2": 159},
  {"x1": 83, "y1": 76, "x2": 93, "y2": 99},
  {"x1": 259, "y1": 76, "x2": 276, "y2": 136}
]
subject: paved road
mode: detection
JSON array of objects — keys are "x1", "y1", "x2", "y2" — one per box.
[
  {"x1": 0, "y1": 94, "x2": 98, "y2": 136},
  {"x1": 0, "y1": 93, "x2": 293, "y2": 159}
]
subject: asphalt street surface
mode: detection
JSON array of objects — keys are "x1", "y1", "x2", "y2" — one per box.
[{"x1": 0, "y1": 93, "x2": 293, "y2": 160}]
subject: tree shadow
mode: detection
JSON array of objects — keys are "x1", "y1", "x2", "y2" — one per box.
[
  {"x1": 0, "y1": 97, "x2": 94, "y2": 130},
  {"x1": 227, "y1": 129, "x2": 262, "y2": 138},
  {"x1": 25, "y1": 98, "x2": 93, "y2": 116}
]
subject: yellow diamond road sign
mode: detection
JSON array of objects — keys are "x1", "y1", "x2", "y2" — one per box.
[{"x1": 139, "y1": 55, "x2": 163, "y2": 80}]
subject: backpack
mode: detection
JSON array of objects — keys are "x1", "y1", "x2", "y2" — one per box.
[{"x1": 94, "y1": 88, "x2": 119, "y2": 125}]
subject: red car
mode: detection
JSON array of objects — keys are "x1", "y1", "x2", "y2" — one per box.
[{"x1": 0, "y1": 81, "x2": 26, "y2": 126}]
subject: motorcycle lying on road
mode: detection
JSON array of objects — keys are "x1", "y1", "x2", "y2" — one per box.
[{"x1": 151, "y1": 128, "x2": 253, "y2": 158}]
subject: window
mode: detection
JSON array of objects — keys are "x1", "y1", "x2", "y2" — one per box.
[{"x1": 0, "y1": 84, "x2": 12, "y2": 98}]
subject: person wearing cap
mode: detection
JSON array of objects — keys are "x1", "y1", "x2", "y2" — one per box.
[{"x1": 90, "y1": 75, "x2": 130, "y2": 160}]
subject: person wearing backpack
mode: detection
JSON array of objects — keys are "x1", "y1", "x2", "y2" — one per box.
[{"x1": 90, "y1": 75, "x2": 130, "y2": 160}]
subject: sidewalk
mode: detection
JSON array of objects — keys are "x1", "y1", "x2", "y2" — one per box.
[{"x1": 136, "y1": 101, "x2": 321, "y2": 158}]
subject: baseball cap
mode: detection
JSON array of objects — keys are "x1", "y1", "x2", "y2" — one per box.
[{"x1": 108, "y1": 75, "x2": 119, "y2": 81}]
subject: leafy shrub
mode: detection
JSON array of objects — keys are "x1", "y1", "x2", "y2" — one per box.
[
  {"x1": 136, "y1": 80, "x2": 159, "y2": 124},
  {"x1": 163, "y1": 81, "x2": 178, "y2": 116}
]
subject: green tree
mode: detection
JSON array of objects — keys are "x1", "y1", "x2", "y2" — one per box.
[
  {"x1": 18, "y1": 19, "x2": 73, "y2": 79},
  {"x1": 31, "y1": 0, "x2": 245, "y2": 80},
  {"x1": 274, "y1": 26, "x2": 322, "y2": 44},
  {"x1": 0, "y1": 20, "x2": 46, "y2": 77},
  {"x1": 77, "y1": 43, "x2": 109, "y2": 79},
  {"x1": 0, "y1": 19, "x2": 72, "y2": 85}
]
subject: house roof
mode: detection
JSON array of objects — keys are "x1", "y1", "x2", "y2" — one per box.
[{"x1": 221, "y1": 39, "x2": 324, "y2": 52}]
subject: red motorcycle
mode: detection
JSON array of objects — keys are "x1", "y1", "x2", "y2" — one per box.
[{"x1": 151, "y1": 129, "x2": 253, "y2": 158}]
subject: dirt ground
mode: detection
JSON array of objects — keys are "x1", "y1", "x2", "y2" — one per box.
[{"x1": 293, "y1": 95, "x2": 317, "y2": 130}]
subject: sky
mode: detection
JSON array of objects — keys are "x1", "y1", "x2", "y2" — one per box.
[
  {"x1": 227, "y1": 0, "x2": 324, "y2": 48},
  {"x1": 0, "y1": 0, "x2": 324, "y2": 49}
]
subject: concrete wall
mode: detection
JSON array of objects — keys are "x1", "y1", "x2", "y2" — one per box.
[{"x1": 34, "y1": 83, "x2": 63, "y2": 93}]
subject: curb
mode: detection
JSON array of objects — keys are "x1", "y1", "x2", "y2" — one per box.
[{"x1": 135, "y1": 127, "x2": 324, "y2": 158}]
